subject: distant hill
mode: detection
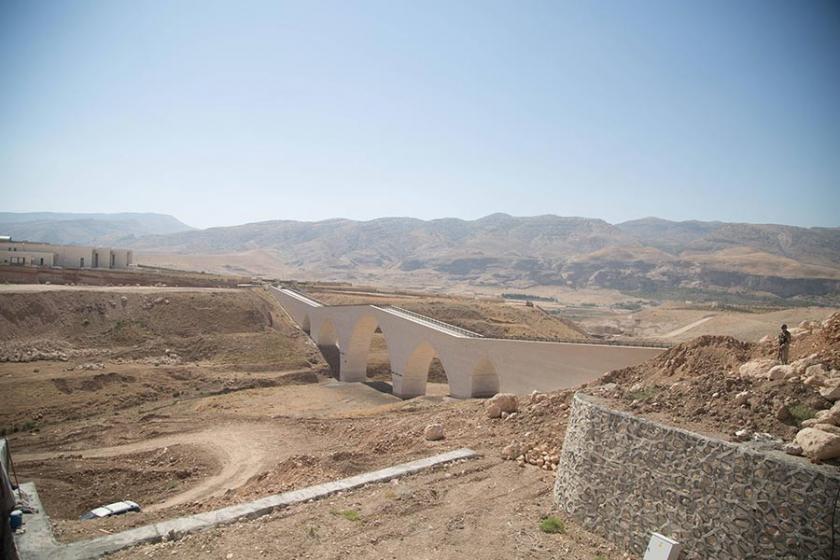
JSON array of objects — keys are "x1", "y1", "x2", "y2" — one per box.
[
  {"x1": 0, "y1": 212, "x2": 193, "y2": 246},
  {"x1": 617, "y1": 217, "x2": 840, "y2": 267},
  {"x1": 128, "y1": 214, "x2": 840, "y2": 304}
]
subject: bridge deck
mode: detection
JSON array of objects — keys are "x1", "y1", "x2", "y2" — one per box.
[
  {"x1": 376, "y1": 305, "x2": 482, "y2": 338},
  {"x1": 277, "y1": 287, "x2": 323, "y2": 307}
]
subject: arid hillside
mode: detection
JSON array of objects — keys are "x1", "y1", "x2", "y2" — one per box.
[
  {"x1": 0, "y1": 211, "x2": 193, "y2": 245},
  {"x1": 0, "y1": 287, "x2": 315, "y2": 368},
  {"x1": 128, "y1": 214, "x2": 840, "y2": 304}
]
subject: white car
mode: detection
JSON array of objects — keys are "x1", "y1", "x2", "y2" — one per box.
[{"x1": 79, "y1": 500, "x2": 141, "y2": 520}]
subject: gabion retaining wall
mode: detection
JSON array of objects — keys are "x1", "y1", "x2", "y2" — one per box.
[{"x1": 554, "y1": 393, "x2": 840, "y2": 560}]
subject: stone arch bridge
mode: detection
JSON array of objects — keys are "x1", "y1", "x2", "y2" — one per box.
[{"x1": 271, "y1": 287, "x2": 665, "y2": 399}]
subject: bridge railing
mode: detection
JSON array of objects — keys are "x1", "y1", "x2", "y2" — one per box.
[
  {"x1": 477, "y1": 334, "x2": 672, "y2": 348},
  {"x1": 273, "y1": 285, "x2": 324, "y2": 307},
  {"x1": 380, "y1": 306, "x2": 484, "y2": 338}
]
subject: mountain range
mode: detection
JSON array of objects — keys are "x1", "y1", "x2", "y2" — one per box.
[
  {"x1": 0, "y1": 212, "x2": 193, "y2": 245},
  {"x1": 3, "y1": 212, "x2": 838, "y2": 303}
]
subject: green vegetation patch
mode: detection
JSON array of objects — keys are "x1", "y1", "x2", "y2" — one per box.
[
  {"x1": 627, "y1": 385, "x2": 660, "y2": 402},
  {"x1": 332, "y1": 509, "x2": 361, "y2": 522},
  {"x1": 788, "y1": 403, "x2": 817, "y2": 426},
  {"x1": 539, "y1": 515, "x2": 566, "y2": 534}
]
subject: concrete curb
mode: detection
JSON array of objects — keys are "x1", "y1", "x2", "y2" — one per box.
[{"x1": 15, "y1": 448, "x2": 478, "y2": 559}]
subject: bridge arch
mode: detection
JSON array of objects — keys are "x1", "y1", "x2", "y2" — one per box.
[
  {"x1": 340, "y1": 314, "x2": 390, "y2": 383},
  {"x1": 315, "y1": 319, "x2": 338, "y2": 347},
  {"x1": 470, "y1": 356, "x2": 500, "y2": 397},
  {"x1": 392, "y1": 340, "x2": 452, "y2": 398},
  {"x1": 314, "y1": 319, "x2": 340, "y2": 377}
]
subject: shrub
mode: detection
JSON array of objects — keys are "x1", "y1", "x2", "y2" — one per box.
[
  {"x1": 627, "y1": 386, "x2": 659, "y2": 402},
  {"x1": 788, "y1": 403, "x2": 816, "y2": 426},
  {"x1": 539, "y1": 516, "x2": 566, "y2": 534},
  {"x1": 333, "y1": 509, "x2": 360, "y2": 522}
]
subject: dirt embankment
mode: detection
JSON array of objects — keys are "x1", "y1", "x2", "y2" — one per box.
[
  {"x1": 21, "y1": 444, "x2": 220, "y2": 520},
  {"x1": 0, "y1": 264, "x2": 249, "y2": 288},
  {"x1": 0, "y1": 287, "x2": 324, "y2": 432},
  {"x1": 591, "y1": 313, "x2": 840, "y2": 448},
  {"x1": 0, "y1": 288, "x2": 318, "y2": 366}
]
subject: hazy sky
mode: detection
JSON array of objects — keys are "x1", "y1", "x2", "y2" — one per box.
[{"x1": 1, "y1": 1, "x2": 838, "y2": 229}]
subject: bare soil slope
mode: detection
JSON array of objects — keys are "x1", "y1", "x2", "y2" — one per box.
[
  {"x1": 592, "y1": 314, "x2": 840, "y2": 444},
  {"x1": 0, "y1": 287, "x2": 317, "y2": 366}
]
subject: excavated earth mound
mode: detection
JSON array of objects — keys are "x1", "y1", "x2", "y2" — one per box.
[
  {"x1": 589, "y1": 313, "x2": 840, "y2": 453},
  {"x1": 0, "y1": 288, "x2": 316, "y2": 367}
]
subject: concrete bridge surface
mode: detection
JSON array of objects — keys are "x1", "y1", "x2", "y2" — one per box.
[{"x1": 271, "y1": 287, "x2": 665, "y2": 399}]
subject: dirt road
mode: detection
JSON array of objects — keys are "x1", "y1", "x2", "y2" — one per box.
[
  {"x1": 15, "y1": 422, "x2": 308, "y2": 511},
  {"x1": 661, "y1": 315, "x2": 714, "y2": 338}
]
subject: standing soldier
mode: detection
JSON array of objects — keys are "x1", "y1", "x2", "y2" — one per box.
[{"x1": 777, "y1": 324, "x2": 791, "y2": 364}]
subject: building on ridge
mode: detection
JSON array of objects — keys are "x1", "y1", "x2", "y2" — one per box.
[{"x1": 0, "y1": 237, "x2": 133, "y2": 269}]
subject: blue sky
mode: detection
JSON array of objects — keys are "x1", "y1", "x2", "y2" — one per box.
[{"x1": 1, "y1": 0, "x2": 838, "y2": 229}]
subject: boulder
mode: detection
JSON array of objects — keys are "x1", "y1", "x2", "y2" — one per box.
[
  {"x1": 813, "y1": 402, "x2": 840, "y2": 426},
  {"x1": 795, "y1": 428, "x2": 840, "y2": 461},
  {"x1": 791, "y1": 354, "x2": 820, "y2": 375},
  {"x1": 767, "y1": 365, "x2": 793, "y2": 381},
  {"x1": 501, "y1": 443, "x2": 523, "y2": 460},
  {"x1": 814, "y1": 424, "x2": 840, "y2": 436},
  {"x1": 485, "y1": 403, "x2": 503, "y2": 419},
  {"x1": 804, "y1": 374, "x2": 827, "y2": 388},
  {"x1": 738, "y1": 359, "x2": 775, "y2": 378},
  {"x1": 485, "y1": 393, "x2": 518, "y2": 418},
  {"x1": 733, "y1": 429, "x2": 751, "y2": 442},
  {"x1": 783, "y1": 442, "x2": 803, "y2": 456},
  {"x1": 805, "y1": 364, "x2": 827, "y2": 378},
  {"x1": 789, "y1": 327, "x2": 806, "y2": 338},
  {"x1": 819, "y1": 380, "x2": 840, "y2": 401},
  {"x1": 423, "y1": 423, "x2": 445, "y2": 441},
  {"x1": 734, "y1": 391, "x2": 750, "y2": 406},
  {"x1": 594, "y1": 382, "x2": 618, "y2": 396},
  {"x1": 529, "y1": 391, "x2": 546, "y2": 404}
]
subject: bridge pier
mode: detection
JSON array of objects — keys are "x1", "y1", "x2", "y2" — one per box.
[{"x1": 338, "y1": 359, "x2": 367, "y2": 383}]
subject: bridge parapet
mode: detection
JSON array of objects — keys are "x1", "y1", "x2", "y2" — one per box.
[{"x1": 377, "y1": 306, "x2": 483, "y2": 338}]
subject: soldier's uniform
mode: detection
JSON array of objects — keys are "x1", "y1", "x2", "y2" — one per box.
[{"x1": 777, "y1": 325, "x2": 791, "y2": 364}]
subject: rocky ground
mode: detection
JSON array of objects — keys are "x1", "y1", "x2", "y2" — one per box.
[{"x1": 588, "y1": 313, "x2": 840, "y2": 463}]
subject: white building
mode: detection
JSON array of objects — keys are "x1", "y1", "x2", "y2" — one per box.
[{"x1": 0, "y1": 238, "x2": 133, "y2": 269}]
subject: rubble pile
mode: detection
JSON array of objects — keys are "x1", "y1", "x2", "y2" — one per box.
[
  {"x1": 0, "y1": 339, "x2": 74, "y2": 362},
  {"x1": 591, "y1": 312, "x2": 840, "y2": 464},
  {"x1": 490, "y1": 390, "x2": 573, "y2": 471}
]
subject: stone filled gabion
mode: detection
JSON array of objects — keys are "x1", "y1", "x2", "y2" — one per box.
[{"x1": 554, "y1": 393, "x2": 840, "y2": 560}]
